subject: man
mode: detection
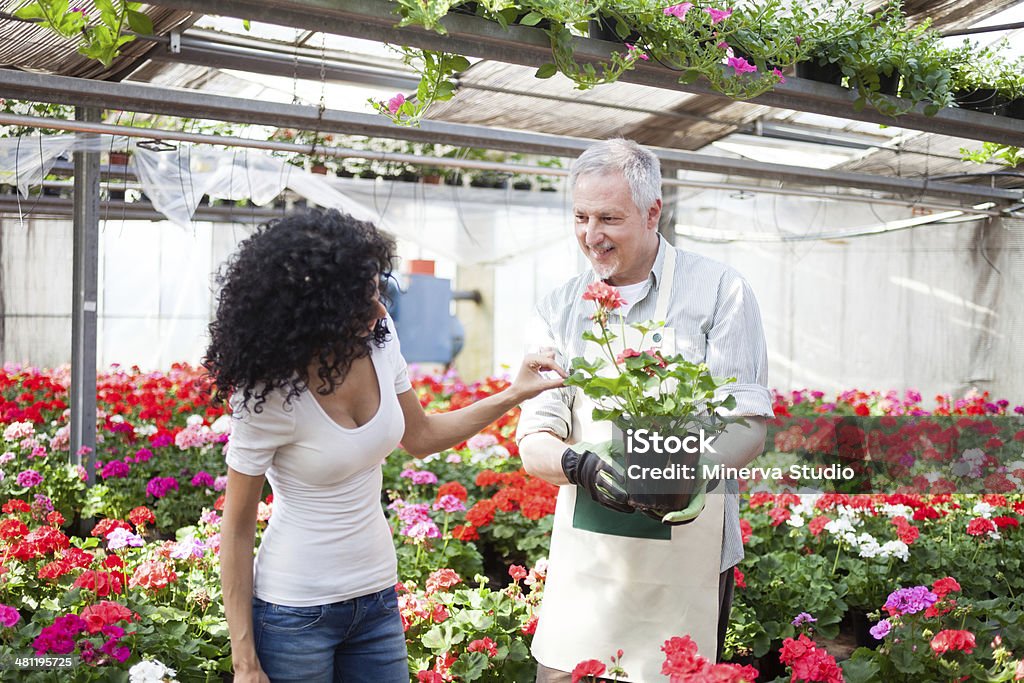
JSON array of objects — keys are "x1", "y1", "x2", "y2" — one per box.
[{"x1": 517, "y1": 138, "x2": 773, "y2": 683}]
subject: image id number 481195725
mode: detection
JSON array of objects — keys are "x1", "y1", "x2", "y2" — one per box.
[{"x1": 1, "y1": 654, "x2": 78, "y2": 670}]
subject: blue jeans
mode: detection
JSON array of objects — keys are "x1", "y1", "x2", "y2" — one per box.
[{"x1": 252, "y1": 585, "x2": 408, "y2": 682}]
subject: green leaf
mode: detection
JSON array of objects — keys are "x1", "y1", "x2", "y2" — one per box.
[
  {"x1": 242, "y1": 18, "x2": 251, "y2": 31},
  {"x1": 535, "y1": 63, "x2": 558, "y2": 79},
  {"x1": 518, "y1": 11, "x2": 544, "y2": 26},
  {"x1": 13, "y1": 4, "x2": 47, "y2": 21},
  {"x1": 126, "y1": 9, "x2": 154, "y2": 35}
]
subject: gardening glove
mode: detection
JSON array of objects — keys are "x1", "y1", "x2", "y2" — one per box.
[
  {"x1": 639, "y1": 477, "x2": 721, "y2": 526},
  {"x1": 561, "y1": 441, "x2": 633, "y2": 514}
]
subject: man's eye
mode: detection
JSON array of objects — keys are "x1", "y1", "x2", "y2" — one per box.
[{"x1": 574, "y1": 215, "x2": 587, "y2": 222}]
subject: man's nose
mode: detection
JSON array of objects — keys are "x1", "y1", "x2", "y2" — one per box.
[{"x1": 583, "y1": 221, "x2": 604, "y2": 245}]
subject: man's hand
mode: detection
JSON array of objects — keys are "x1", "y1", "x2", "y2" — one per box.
[{"x1": 561, "y1": 443, "x2": 633, "y2": 514}]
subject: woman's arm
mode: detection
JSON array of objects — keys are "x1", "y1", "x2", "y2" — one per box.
[
  {"x1": 220, "y1": 467, "x2": 271, "y2": 683},
  {"x1": 399, "y1": 353, "x2": 566, "y2": 457}
]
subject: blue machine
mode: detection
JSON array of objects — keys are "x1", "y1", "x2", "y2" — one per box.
[{"x1": 386, "y1": 274, "x2": 465, "y2": 364}]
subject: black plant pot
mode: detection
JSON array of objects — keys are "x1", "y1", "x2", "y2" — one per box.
[
  {"x1": 1006, "y1": 97, "x2": 1024, "y2": 120},
  {"x1": 954, "y1": 88, "x2": 1010, "y2": 114},
  {"x1": 588, "y1": 15, "x2": 639, "y2": 43},
  {"x1": 796, "y1": 59, "x2": 844, "y2": 86},
  {"x1": 877, "y1": 70, "x2": 900, "y2": 96},
  {"x1": 513, "y1": 180, "x2": 533, "y2": 190},
  {"x1": 450, "y1": 1, "x2": 481, "y2": 16}
]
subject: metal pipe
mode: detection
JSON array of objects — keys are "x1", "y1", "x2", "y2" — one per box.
[
  {"x1": 0, "y1": 107, "x2": 1018, "y2": 207},
  {"x1": 0, "y1": 113, "x2": 1009, "y2": 217},
  {"x1": 70, "y1": 106, "x2": 100, "y2": 501}
]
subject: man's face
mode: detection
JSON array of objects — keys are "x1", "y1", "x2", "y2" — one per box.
[{"x1": 573, "y1": 172, "x2": 661, "y2": 286}]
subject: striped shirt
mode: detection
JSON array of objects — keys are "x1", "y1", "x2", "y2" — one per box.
[{"x1": 516, "y1": 235, "x2": 773, "y2": 571}]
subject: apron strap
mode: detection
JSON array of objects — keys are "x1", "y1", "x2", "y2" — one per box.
[{"x1": 654, "y1": 245, "x2": 676, "y2": 322}]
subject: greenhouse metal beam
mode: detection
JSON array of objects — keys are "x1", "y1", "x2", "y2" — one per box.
[
  {"x1": 70, "y1": 106, "x2": 100, "y2": 491},
  {"x1": 0, "y1": 72, "x2": 1020, "y2": 207},
  {"x1": 146, "y1": 0, "x2": 1024, "y2": 148}
]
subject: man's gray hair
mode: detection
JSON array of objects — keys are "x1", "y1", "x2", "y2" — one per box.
[{"x1": 569, "y1": 138, "x2": 662, "y2": 212}]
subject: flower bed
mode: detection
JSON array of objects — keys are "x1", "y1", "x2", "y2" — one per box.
[{"x1": 0, "y1": 363, "x2": 1023, "y2": 680}]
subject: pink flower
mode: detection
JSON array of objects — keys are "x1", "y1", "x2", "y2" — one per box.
[
  {"x1": 727, "y1": 57, "x2": 758, "y2": 75},
  {"x1": 387, "y1": 93, "x2": 406, "y2": 115},
  {"x1": 582, "y1": 281, "x2": 626, "y2": 311},
  {"x1": 705, "y1": 7, "x2": 733, "y2": 24},
  {"x1": 572, "y1": 659, "x2": 607, "y2": 683},
  {"x1": 432, "y1": 494, "x2": 465, "y2": 514},
  {"x1": 772, "y1": 67, "x2": 786, "y2": 84},
  {"x1": 0, "y1": 604, "x2": 20, "y2": 628},
  {"x1": 467, "y1": 637, "x2": 498, "y2": 657},
  {"x1": 717, "y1": 41, "x2": 730, "y2": 51},
  {"x1": 663, "y1": 3, "x2": 693, "y2": 19},
  {"x1": 625, "y1": 43, "x2": 649, "y2": 61}
]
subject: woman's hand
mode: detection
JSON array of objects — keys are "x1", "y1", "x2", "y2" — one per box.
[
  {"x1": 232, "y1": 668, "x2": 271, "y2": 683},
  {"x1": 508, "y1": 351, "x2": 567, "y2": 402}
]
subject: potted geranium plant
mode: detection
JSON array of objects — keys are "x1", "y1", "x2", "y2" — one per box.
[{"x1": 564, "y1": 281, "x2": 738, "y2": 523}]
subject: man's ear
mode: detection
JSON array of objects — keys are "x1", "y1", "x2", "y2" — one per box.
[{"x1": 647, "y1": 199, "x2": 663, "y2": 230}]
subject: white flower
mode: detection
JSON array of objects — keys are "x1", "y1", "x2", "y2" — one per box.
[
  {"x1": 136, "y1": 423, "x2": 159, "y2": 436},
  {"x1": 786, "y1": 513, "x2": 805, "y2": 528},
  {"x1": 825, "y1": 517, "x2": 857, "y2": 536},
  {"x1": 129, "y1": 659, "x2": 178, "y2": 683},
  {"x1": 879, "y1": 503, "x2": 912, "y2": 519},
  {"x1": 880, "y1": 540, "x2": 910, "y2": 562},
  {"x1": 856, "y1": 533, "x2": 881, "y2": 558},
  {"x1": 972, "y1": 502, "x2": 995, "y2": 519},
  {"x1": 186, "y1": 414, "x2": 204, "y2": 426},
  {"x1": 109, "y1": 414, "x2": 125, "y2": 424}
]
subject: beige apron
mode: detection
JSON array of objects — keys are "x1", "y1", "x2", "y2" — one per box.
[{"x1": 532, "y1": 248, "x2": 725, "y2": 682}]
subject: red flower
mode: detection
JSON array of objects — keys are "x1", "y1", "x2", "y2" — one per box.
[
  {"x1": 465, "y1": 500, "x2": 497, "y2": 528},
  {"x1": 891, "y1": 517, "x2": 919, "y2": 544},
  {"x1": 73, "y1": 570, "x2": 123, "y2": 597},
  {"x1": 436, "y1": 481, "x2": 468, "y2": 502},
  {"x1": 994, "y1": 516, "x2": 1019, "y2": 530},
  {"x1": 466, "y1": 637, "x2": 498, "y2": 657},
  {"x1": 966, "y1": 518, "x2": 997, "y2": 537},
  {"x1": 509, "y1": 565, "x2": 528, "y2": 581},
  {"x1": 128, "y1": 506, "x2": 155, "y2": 527},
  {"x1": 768, "y1": 507, "x2": 791, "y2": 527},
  {"x1": 450, "y1": 524, "x2": 479, "y2": 541},
  {"x1": 780, "y1": 634, "x2": 842, "y2": 683},
  {"x1": 79, "y1": 600, "x2": 134, "y2": 634},
  {"x1": 739, "y1": 518, "x2": 753, "y2": 543},
  {"x1": 45, "y1": 511, "x2": 65, "y2": 527},
  {"x1": 582, "y1": 281, "x2": 626, "y2": 311},
  {"x1": 734, "y1": 567, "x2": 746, "y2": 589},
  {"x1": 2, "y1": 500, "x2": 31, "y2": 514},
  {"x1": 430, "y1": 603, "x2": 449, "y2": 624},
  {"x1": 808, "y1": 515, "x2": 829, "y2": 537},
  {"x1": 90, "y1": 518, "x2": 131, "y2": 539},
  {"x1": 571, "y1": 659, "x2": 607, "y2": 683},
  {"x1": 0, "y1": 518, "x2": 29, "y2": 540},
  {"x1": 662, "y1": 635, "x2": 705, "y2": 676},
  {"x1": 417, "y1": 672, "x2": 445, "y2": 683},
  {"x1": 521, "y1": 614, "x2": 538, "y2": 635},
  {"x1": 129, "y1": 560, "x2": 177, "y2": 591},
  {"x1": 932, "y1": 577, "x2": 961, "y2": 598},
  {"x1": 931, "y1": 629, "x2": 976, "y2": 656}
]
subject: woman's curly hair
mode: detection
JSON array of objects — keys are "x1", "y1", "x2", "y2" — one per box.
[{"x1": 203, "y1": 208, "x2": 395, "y2": 413}]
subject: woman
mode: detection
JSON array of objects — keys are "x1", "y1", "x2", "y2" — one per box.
[{"x1": 204, "y1": 209, "x2": 564, "y2": 683}]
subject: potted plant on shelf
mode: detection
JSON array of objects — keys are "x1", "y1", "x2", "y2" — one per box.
[
  {"x1": 946, "y1": 39, "x2": 1013, "y2": 114},
  {"x1": 793, "y1": 0, "x2": 872, "y2": 86}
]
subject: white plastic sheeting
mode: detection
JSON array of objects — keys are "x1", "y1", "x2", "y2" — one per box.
[{"x1": 0, "y1": 134, "x2": 572, "y2": 265}]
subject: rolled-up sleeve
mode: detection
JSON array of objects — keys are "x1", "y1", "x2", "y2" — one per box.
[
  {"x1": 515, "y1": 311, "x2": 574, "y2": 442},
  {"x1": 706, "y1": 274, "x2": 774, "y2": 418}
]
